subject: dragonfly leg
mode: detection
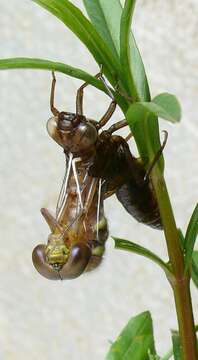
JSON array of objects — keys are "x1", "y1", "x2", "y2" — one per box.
[
  {"x1": 96, "y1": 71, "x2": 117, "y2": 130},
  {"x1": 107, "y1": 119, "x2": 128, "y2": 134},
  {"x1": 97, "y1": 99, "x2": 117, "y2": 130},
  {"x1": 56, "y1": 153, "x2": 73, "y2": 219},
  {"x1": 76, "y1": 69, "x2": 104, "y2": 115},
  {"x1": 50, "y1": 71, "x2": 59, "y2": 116},
  {"x1": 71, "y1": 157, "x2": 84, "y2": 211},
  {"x1": 62, "y1": 178, "x2": 99, "y2": 235},
  {"x1": 125, "y1": 132, "x2": 133, "y2": 142},
  {"x1": 144, "y1": 130, "x2": 168, "y2": 181}
]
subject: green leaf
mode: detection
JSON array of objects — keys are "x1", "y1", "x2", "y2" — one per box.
[
  {"x1": 83, "y1": 0, "x2": 120, "y2": 61},
  {"x1": 120, "y1": 0, "x2": 138, "y2": 100},
  {"x1": 0, "y1": 57, "x2": 128, "y2": 110},
  {"x1": 126, "y1": 108, "x2": 163, "y2": 170},
  {"x1": 32, "y1": 0, "x2": 120, "y2": 84},
  {"x1": 113, "y1": 237, "x2": 170, "y2": 275},
  {"x1": 0, "y1": 57, "x2": 102, "y2": 88},
  {"x1": 106, "y1": 311, "x2": 156, "y2": 360},
  {"x1": 192, "y1": 251, "x2": 198, "y2": 288},
  {"x1": 177, "y1": 228, "x2": 185, "y2": 251},
  {"x1": 148, "y1": 350, "x2": 160, "y2": 360},
  {"x1": 161, "y1": 349, "x2": 173, "y2": 360},
  {"x1": 126, "y1": 93, "x2": 181, "y2": 169},
  {"x1": 83, "y1": 0, "x2": 150, "y2": 102},
  {"x1": 171, "y1": 331, "x2": 182, "y2": 360},
  {"x1": 127, "y1": 93, "x2": 182, "y2": 126},
  {"x1": 184, "y1": 203, "x2": 198, "y2": 272},
  {"x1": 129, "y1": 34, "x2": 151, "y2": 102},
  {"x1": 152, "y1": 93, "x2": 182, "y2": 123},
  {"x1": 178, "y1": 229, "x2": 198, "y2": 289},
  {"x1": 164, "y1": 328, "x2": 198, "y2": 360}
]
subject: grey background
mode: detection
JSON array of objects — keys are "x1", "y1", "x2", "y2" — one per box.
[{"x1": 0, "y1": 1, "x2": 197, "y2": 359}]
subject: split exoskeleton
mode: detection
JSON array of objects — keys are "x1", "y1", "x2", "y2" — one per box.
[{"x1": 32, "y1": 70, "x2": 167, "y2": 280}]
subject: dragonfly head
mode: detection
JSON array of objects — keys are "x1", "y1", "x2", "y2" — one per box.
[
  {"x1": 32, "y1": 237, "x2": 92, "y2": 280},
  {"x1": 47, "y1": 112, "x2": 98, "y2": 156}
]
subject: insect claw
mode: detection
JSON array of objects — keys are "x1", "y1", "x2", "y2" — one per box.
[
  {"x1": 144, "y1": 130, "x2": 168, "y2": 181},
  {"x1": 59, "y1": 272, "x2": 63, "y2": 281},
  {"x1": 98, "y1": 72, "x2": 115, "y2": 100},
  {"x1": 51, "y1": 70, "x2": 56, "y2": 81},
  {"x1": 162, "y1": 129, "x2": 169, "y2": 142}
]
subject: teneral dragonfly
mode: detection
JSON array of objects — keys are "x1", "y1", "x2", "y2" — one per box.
[{"x1": 32, "y1": 71, "x2": 115, "y2": 280}]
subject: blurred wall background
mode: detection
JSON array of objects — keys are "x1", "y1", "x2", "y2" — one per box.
[{"x1": 0, "y1": 1, "x2": 197, "y2": 359}]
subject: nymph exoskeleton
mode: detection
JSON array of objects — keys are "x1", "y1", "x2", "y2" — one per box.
[
  {"x1": 86, "y1": 77, "x2": 167, "y2": 230},
  {"x1": 89, "y1": 126, "x2": 167, "y2": 229}
]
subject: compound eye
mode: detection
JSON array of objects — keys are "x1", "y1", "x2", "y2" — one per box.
[
  {"x1": 58, "y1": 112, "x2": 75, "y2": 131},
  {"x1": 32, "y1": 244, "x2": 60, "y2": 280},
  {"x1": 59, "y1": 243, "x2": 92, "y2": 279}
]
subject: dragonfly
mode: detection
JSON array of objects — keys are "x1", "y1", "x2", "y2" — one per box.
[
  {"x1": 32, "y1": 69, "x2": 167, "y2": 280},
  {"x1": 32, "y1": 70, "x2": 119, "y2": 280}
]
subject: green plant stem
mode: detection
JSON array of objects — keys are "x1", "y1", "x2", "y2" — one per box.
[{"x1": 150, "y1": 168, "x2": 198, "y2": 360}]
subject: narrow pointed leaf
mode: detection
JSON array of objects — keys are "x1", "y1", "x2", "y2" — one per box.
[
  {"x1": 120, "y1": 0, "x2": 138, "y2": 100},
  {"x1": 126, "y1": 108, "x2": 163, "y2": 170},
  {"x1": 171, "y1": 331, "x2": 182, "y2": 360},
  {"x1": 178, "y1": 229, "x2": 198, "y2": 289},
  {"x1": 177, "y1": 228, "x2": 185, "y2": 251},
  {"x1": 171, "y1": 327, "x2": 198, "y2": 359},
  {"x1": 192, "y1": 251, "x2": 198, "y2": 288},
  {"x1": 113, "y1": 237, "x2": 170, "y2": 274},
  {"x1": 129, "y1": 35, "x2": 151, "y2": 102},
  {"x1": 106, "y1": 311, "x2": 156, "y2": 360},
  {"x1": 83, "y1": 0, "x2": 119, "y2": 60},
  {"x1": 161, "y1": 349, "x2": 173, "y2": 360},
  {"x1": 0, "y1": 57, "x2": 102, "y2": 88},
  {"x1": 83, "y1": 0, "x2": 150, "y2": 101},
  {"x1": 0, "y1": 57, "x2": 128, "y2": 111},
  {"x1": 32, "y1": 0, "x2": 120, "y2": 83},
  {"x1": 184, "y1": 204, "x2": 198, "y2": 272},
  {"x1": 148, "y1": 352, "x2": 160, "y2": 360}
]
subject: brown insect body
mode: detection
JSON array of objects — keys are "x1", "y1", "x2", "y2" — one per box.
[{"x1": 89, "y1": 131, "x2": 162, "y2": 229}]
